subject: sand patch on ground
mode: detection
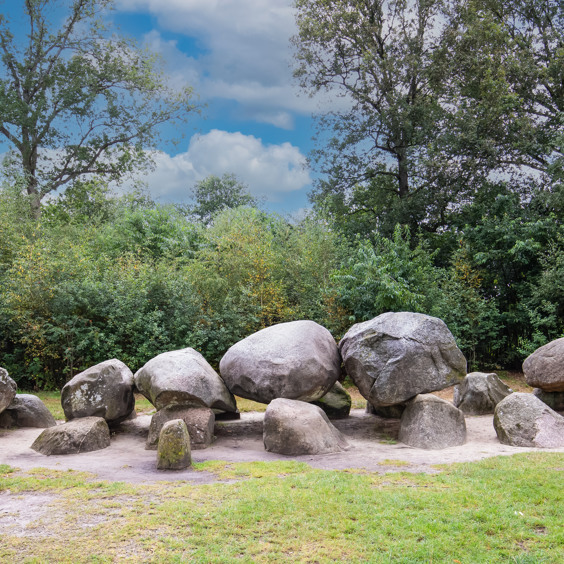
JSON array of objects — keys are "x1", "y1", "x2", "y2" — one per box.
[{"x1": 1, "y1": 409, "x2": 563, "y2": 484}]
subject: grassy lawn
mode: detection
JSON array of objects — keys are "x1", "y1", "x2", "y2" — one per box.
[{"x1": 0, "y1": 453, "x2": 563, "y2": 562}]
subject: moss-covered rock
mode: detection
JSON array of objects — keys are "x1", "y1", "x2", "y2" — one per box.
[{"x1": 156, "y1": 419, "x2": 191, "y2": 470}]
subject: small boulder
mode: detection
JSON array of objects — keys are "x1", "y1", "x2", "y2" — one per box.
[
  {"x1": 366, "y1": 402, "x2": 406, "y2": 419},
  {"x1": 157, "y1": 419, "x2": 191, "y2": 470},
  {"x1": 339, "y1": 312, "x2": 466, "y2": 407},
  {"x1": 0, "y1": 367, "x2": 17, "y2": 414},
  {"x1": 31, "y1": 417, "x2": 111, "y2": 455},
  {"x1": 263, "y1": 398, "x2": 350, "y2": 455},
  {"x1": 61, "y1": 359, "x2": 135, "y2": 425},
  {"x1": 399, "y1": 394, "x2": 467, "y2": 450},
  {"x1": 523, "y1": 338, "x2": 564, "y2": 392},
  {"x1": 453, "y1": 372, "x2": 512, "y2": 415},
  {"x1": 311, "y1": 381, "x2": 351, "y2": 419},
  {"x1": 493, "y1": 392, "x2": 564, "y2": 448},
  {"x1": 533, "y1": 389, "x2": 564, "y2": 412},
  {"x1": 135, "y1": 348, "x2": 237, "y2": 413},
  {"x1": 0, "y1": 394, "x2": 56, "y2": 428},
  {"x1": 146, "y1": 406, "x2": 215, "y2": 450},
  {"x1": 220, "y1": 320, "x2": 341, "y2": 404}
]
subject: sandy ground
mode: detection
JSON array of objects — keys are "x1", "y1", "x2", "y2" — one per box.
[{"x1": 1, "y1": 408, "x2": 563, "y2": 485}]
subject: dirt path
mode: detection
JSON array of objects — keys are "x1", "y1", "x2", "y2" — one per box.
[{"x1": 2, "y1": 409, "x2": 563, "y2": 484}]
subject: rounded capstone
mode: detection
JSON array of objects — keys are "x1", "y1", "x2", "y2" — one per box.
[
  {"x1": 0, "y1": 367, "x2": 17, "y2": 414},
  {"x1": 220, "y1": 320, "x2": 341, "y2": 404},
  {"x1": 61, "y1": 359, "x2": 135, "y2": 425},
  {"x1": 339, "y1": 312, "x2": 466, "y2": 407},
  {"x1": 135, "y1": 347, "x2": 237, "y2": 413},
  {"x1": 523, "y1": 338, "x2": 564, "y2": 392}
]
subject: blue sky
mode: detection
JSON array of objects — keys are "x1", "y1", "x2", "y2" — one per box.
[{"x1": 110, "y1": 0, "x2": 329, "y2": 215}]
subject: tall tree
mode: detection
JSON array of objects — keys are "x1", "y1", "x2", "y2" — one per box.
[
  {"x1": 293, "y1": 0, "x2": 458, "y2": 232},
  {"x1": 0, "y1": 0, "x2": 195, "y2": 218},
  {"x1": 188, "y1": 173, "x2": 259, "y2": 225}
]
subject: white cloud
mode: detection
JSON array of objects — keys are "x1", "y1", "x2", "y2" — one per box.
[
  {"x1": 123, "y1": 129, "x2": 311, "y2": 202},
  {"x1": 116, "y1": 0, "x2": 337, "y2": 127}
]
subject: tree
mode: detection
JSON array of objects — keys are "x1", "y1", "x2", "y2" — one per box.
[
  {"x1": 439, "y1": 0, "x2": 564, "y2": 197},
  {"x1": 188, "y1": 173, "x2": 259, "y2": 224},
  {"x1": 0, "y1": 0, "x2": 195, "y2": 218},
  {"x1": 293, "y1": 0, "x2": 461, "y2": 231}
]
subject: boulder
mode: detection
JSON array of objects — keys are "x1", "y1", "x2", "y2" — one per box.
[
  {"x1": 263, "y1": 398, "x2": 350, "y2": 455},
  {"x1": 157, "y1": 419, "x2": 191, "y2": 470},
  {"x1": 220, "y1": 320, "x2": 341, "y2": 404},
  {"x1": 311, "y1": 381, "x2": 351, "y2": 419},
  {"x1": 0, "y1": 394, "x2": 56, "y2": 428},
  {"x1": 61, "y1": 359, "x2": 135, "y2": 425},
  {"x1": 523, "y1": 338, "x2": 564, "y2": 392},
  {"x1": 493, "y1": 392, "x2": 564, "y2": 448},
  {"x1": 0, "y1": 367, "x2": 17, "y2": 414},
  {"x1": 453, "y1": 372, "x2": 512, "y2": 415},
  {"x1": 31, "y1": 417, "x2": 111, "y2": 455},
  {"x1": 146, "y1": 406, "x2": 215, "y2": 450},
  {"x1": 533, "y1": 389, "x2": 564, "y2": 412},
  {"x1": 339, "y1": 312, "x2": 466, "y2": 407},
  {"x1": 399, "y1": 394, "x2": 467, "y2": 450},
  {"x1": 135, "y1": 348, "x2": 237, "y2": 413},
  {"x1": 366, "y1": 402, "x2": 406, "y2": 419}
]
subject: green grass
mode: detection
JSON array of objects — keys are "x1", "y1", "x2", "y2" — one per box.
[{"x1": 1, "y1": 453, "x2": 562, "y2": 562}]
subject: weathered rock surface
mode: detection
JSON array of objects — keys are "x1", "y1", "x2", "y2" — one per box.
[
  {"x1": 453, "y1": 372, "x2": 512, "y2": 415},
  {"x1": 146, "y1": 406, "x2": 215, "y2": 450},
  {"x1": 533, "y1": 388, "x2": 564, "y2": 412},
  {"x1": 135, "y1": 348, "x2": 237, "y2": 413},
  {"x1": 339, "y1": 312, "x2": 467, "y2": 407},
  {"x1": 0, "y1": 367, "x2": 17, "y2": 414},
  {"x1": 493, "y1": 392, "x2": 564, "y2": 448},
  {"x1": 31, "y1": 417, "x2": 111, "y2": 455},
  {"x1": 263, "y1": 398, "x2": 350, "y2": 455},
  {"x1": 366, "y1": 402, "x2": 406, "y2": 419},
  {"x1": 157, "y1": 419, "x2": 191, "y2": 470},
  {"x1": 523, "y1": 338, "x2": 564, "y2": 392},
  {"x1": 311, "y1": 381, "x2": 351, "y2": 419},
  {"x1": 399, "y1": 394, "x2": 467, "y2": 450},
  {"x1": 61, "y1": 359, "x2": 135, "y2": 425},
  {"x1": 0, "y1": 394, "x2": 56, "y2": 428},
  {"x1": 220, "y1": 320, "x2": 341, "y2": 404}
]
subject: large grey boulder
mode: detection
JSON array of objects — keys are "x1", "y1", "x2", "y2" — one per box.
[
  {"x1": 146, "y1": 406, "x2": 215, "y2": 450},
  {"x1": 31, "y1": 417, "x2": 111, "y2": 455},
  {"x1": 311, "y1": 381, "x2": 351, "y2": 419},
  {"x1": 135, "y1": 347, "x2": 237, "y2": 413},
  {"x1": 494, "y1": 392, "x2": 564, "y2": 448},
  {"x1": 0, "y1": 367, "x2": 17, "y2": 414},
  {"x1": 453, "y1": 372, "x2": 512, "y2": 415},
  {"x1": 0, "y1": 394, "x2": 56, "y2": 428},
  {"x1": 220, "y1": 320, "x2": 341, "y2": 404},
  {"x1": 399, "y1": 394, "x2": 467, "y2": 449},
  {"x1": 157, "y1": 419, "x2": 191, "y2": 470},
  {"x1": 61, "y1": 359, "x2": 135, "y2": 425},
  {"x1": 533, "y1": 389, "x2": 564, "y2": 412},
  {"x1": 339, "y1": 312, "x2": 466, "y2": 407},
  {"x1": 263, "y1": 398, "x2": 350, "y2": 455},
  {"x1": 523, "y1": 338, "x2": 564, "y2": 392}
]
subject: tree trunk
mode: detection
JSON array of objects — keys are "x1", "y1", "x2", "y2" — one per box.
[{"x1": 397, "y1": 150, "x2": 409, "y2": 199}]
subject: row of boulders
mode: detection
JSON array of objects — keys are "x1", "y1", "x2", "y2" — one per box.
[{"x1": 3, "y1": 312, "x2": 564, "y2": 460}]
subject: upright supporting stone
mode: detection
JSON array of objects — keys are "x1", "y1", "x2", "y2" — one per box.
[{"x1": 156, "y1": 419, "x2": 191, "y2": 470}]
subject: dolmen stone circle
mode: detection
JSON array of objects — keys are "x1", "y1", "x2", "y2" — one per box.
[{"x1": 2, "y1": 312, "x2": 564, "y2": 467}]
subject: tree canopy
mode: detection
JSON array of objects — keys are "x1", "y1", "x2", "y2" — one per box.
[{"x1": 0, "y1": 0, "x2": 196, "y2": 217}]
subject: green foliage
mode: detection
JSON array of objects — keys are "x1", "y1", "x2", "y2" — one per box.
[
  {"x1": 187, "y1": 173, "x2": 259, "y2": 225},
  {"x1": 332, "y1": 226, "x2": 441, "y2": 325},
  {"x1": 0, "y1": 0, "x2": 196, "y2": 217}
]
